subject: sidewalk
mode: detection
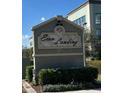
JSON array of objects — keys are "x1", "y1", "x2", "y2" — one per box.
[{"x1": 22, "y1": 80, "x2": 37, "y2": 93}]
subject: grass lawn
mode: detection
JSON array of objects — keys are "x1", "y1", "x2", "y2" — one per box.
[
  {"x1": 86, "y1": 60, "x2": 101, "y2": 81},
  {"x1": 97, "y1": 74, "x2": 101, "y2": 81}
]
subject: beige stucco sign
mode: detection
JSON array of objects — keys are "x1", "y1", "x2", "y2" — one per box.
[{"x1": 32, "y1": 16, "x2": 84, "y2": 77}]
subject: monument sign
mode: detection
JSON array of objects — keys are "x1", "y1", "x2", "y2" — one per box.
[{"x1": 32, "y1": 16, "x2": 84, "y2": 77}]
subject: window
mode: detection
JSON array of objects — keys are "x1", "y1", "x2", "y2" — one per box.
[
  {"x1": 94, "y1": 30, "x2": 101, "y2": 40},
  {"x1": 96, "y1": 30, "x2": 101, "y2": 36},
  {"x1": 95, "y1": 13, "x2": 101, "y2": 24},
  {"x1": 73, "y1": 20, "x2": 76, "y2": 24},
  {"x1": 79, "y1": 18, "x2": 81, "y2": 25},
  {"x1": 74, "y1": 19, "x2": 77, "y2": 24},
  {"x1": 73, "y1": 15, "x2": 86, "y2": 27},
  {"x1": 80, "y1": 16, "x2": 86, "y2": 26},
  {"x1": 77, "y1": 19, "x2": 80, "y2": 25}
]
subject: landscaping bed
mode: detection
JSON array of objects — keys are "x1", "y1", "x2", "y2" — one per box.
[
  {"x1": 25, "y1": 66, "x2": 100, "y2": 92},
  {"x1": 42, "y1": 82, "x2": 100, "y2": 92},
  {"x1": 86, "y1": 60, "x2": 101, "y2": 81}
]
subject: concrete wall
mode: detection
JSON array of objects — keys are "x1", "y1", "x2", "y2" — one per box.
[{"x1": 34, "y1": 55, "x2": 83, "y2": 75}]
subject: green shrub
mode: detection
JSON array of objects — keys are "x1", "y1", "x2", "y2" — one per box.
[
  {"x1": 83, "y1": 67, "x2": 98, "y2": 82},
  {"x1": 38, "y1": 67, "x2": 98, "y2": 85},
  {"x1": 38, "y1": 69, "x2": 59, "y2": 85},
  {"x1": 84, "y1": 82, "x2": 96, "y2": 89},
  {"x1": 25, "y1": 65, "x2": 33, "y2": 82},
  {"x1": 32, "y1": 76, "x2": 39, "y2": 85}
]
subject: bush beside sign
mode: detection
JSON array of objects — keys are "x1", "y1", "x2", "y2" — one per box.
[{"x1": 38, "y1": 67, "x2": 98, "y2": 85}]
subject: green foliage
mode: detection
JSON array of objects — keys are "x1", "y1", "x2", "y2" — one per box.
[
  {"x1": 86, "y1": 60, "x2": 101, "y2": 74},
  {"x1": 38, "y1": 67, "x2": 98, "y2": 85},
  {"x1": 22, "y1": 48, "x2": 33, "y2": 60},
  {"x1": 25, "y1": 65, "x2": 33, "y2": 82},
  {"x1": 94, "y1": 51, "x2": 101, "y2": 60},
  {"x1": 38, "y1": 69, "x2": 58, "y2": 85},
  {"x1": 32, "y1": 76, "x2": 39, "y2": 85},
  {"x1": 86, "y1": 60, "x2": 101, "y2": 81},
  {"x1": 91, "y1": 48, "x2": 101, "y2": 60}
]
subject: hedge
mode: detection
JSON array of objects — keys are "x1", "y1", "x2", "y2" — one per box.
[
  {"x1": 38, "y1": 69, "x2": 57, "y2": 85},
  {"x1": 38, "y1": 67, "x2": 98, "y2": 85},
  {"x1": 25, "y1": 65, "x2": 33, "y2": 82}
]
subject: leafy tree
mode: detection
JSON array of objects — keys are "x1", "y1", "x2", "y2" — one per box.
[
  {"x1": 22, "y1": 47, "x2": 33, "y2": 61},
  {"x1": 84, "y1": 27, "x2": 101, "y2": 59}
]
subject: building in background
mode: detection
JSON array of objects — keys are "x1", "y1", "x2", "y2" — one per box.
[
  {"x1": 29, "y1": 36, "x2": 33, "y2": 48},
  {"x1": 67, "y1": 0, "x2": 101, "y2": 58}
]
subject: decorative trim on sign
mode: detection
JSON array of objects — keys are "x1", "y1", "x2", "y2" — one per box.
[{"x1": 34, "y1": 53, "x2": 83, "y2": 57}]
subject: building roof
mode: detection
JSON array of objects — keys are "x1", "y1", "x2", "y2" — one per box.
[
  {"x1": 67, "y1": 0, "x2": 101, "y2": 16},
  {"x1": 32, "y1": 15, "x2": 84, "y2": 31}
]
